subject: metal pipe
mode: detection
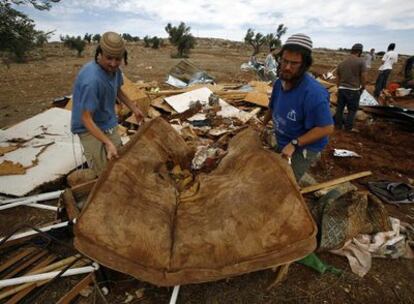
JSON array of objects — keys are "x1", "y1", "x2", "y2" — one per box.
[
  {"x1": 0, "y1": 201, "x2": 59, "y2": 211},
  {"x1": 0, "y1": 221, "x2": 70, "y2": 243},
  {"x1": 169, "y1": 285, "x2": 180, "y2": 304},
  {"x1": 0, "y1": 190, "x2": 64, "y2": 205},
  {"x1": 28, "y1": 203, "x2": 59, "y2": 211},
  {"x1": 0, "y1": 263, "x2": 99, "y2": 288}
]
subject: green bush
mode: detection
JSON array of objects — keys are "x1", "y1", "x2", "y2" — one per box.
[{"x1": 61, "y1": 35, "x2": 86, "y2": 56}]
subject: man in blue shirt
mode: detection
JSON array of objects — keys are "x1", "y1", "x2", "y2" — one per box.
[
  {"x1": 71, "y1": 31, "x2": 143, "y2": 176},
  {"x1": 262, "y1": 33, "x2": 334, "y2": 182}
]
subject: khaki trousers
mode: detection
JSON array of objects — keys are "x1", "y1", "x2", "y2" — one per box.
[{"x1": 78, "y1": 128, "x2": 122, "y2": 176}]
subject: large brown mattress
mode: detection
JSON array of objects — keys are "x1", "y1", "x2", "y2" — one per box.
[{"x1": 74, "y1": 117, "x2": 317, "y2": 286}]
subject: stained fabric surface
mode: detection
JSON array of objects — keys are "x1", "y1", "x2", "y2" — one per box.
[{"x1": 75, "y1": 117, "x2": 317, "y2": 286}]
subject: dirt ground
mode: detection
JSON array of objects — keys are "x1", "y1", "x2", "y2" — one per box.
[{"x1": 0, "y1": 40, "x2": 413, "y2": 303}]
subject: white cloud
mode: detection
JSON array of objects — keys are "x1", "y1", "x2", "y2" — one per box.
[{"x1": 22, "y1": 0, "x2": 414, "y2": 53}]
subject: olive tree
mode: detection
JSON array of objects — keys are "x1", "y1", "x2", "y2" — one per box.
[{"x1": 165, "y1": 22, "x2": 196, "y2": 58}]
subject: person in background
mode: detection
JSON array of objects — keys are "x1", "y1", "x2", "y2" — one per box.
[
  {"x1": 403, "y1": 56, "x2": 414, "y2": 89},
  {"x1": 71, "y1": 31, "x2": 143, "y2": 176},
  {"x1": 374, "y1": 43, "x2": 398, "y2": 98},
  {"x1": 364, "y1": 48, "x2": 376, "y2": 69},
  {"x1": 334, "y1": 43, "x2": 367, "y2": 132},
  {"x1": 262, "y1": 33, "x2": 334, "y2": 182}
]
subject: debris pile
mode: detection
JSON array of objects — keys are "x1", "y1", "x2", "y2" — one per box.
[{"x1": 1, "y1": 62, "x2": 413, "y2": 302}]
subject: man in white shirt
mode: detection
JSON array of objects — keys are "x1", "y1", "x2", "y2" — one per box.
[
  {"x1": 364, "y1": 48, "x2": 376, "y2": 69},
  {"x1": 374, "y1": 43, "x2": 398, "y2": 98}
]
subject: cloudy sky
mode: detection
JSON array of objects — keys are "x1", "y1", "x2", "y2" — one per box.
[{"x1": 17, "y1": 0, "x2": 414, "y2": 54}]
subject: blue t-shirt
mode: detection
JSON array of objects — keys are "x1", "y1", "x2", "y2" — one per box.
[
  {"x1": 268, "y1": 73, "x2": 333, "y2": 152},
  {"x1": 71, "y1": 61, "x2": 123, "y2": 134}
]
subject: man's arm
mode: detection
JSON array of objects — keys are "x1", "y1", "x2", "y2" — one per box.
[
  {"x1": 336, "y1": 66, "x2": 341, "y2": 87},
  {"x1": 260, "y1": 108, "x2": 273, "y2": 140},
  {"x1": 81, "y1": 111, "x2": 119, "y2": 160},
  {"x1": 117, "y1": 87, "x2": 144, "y2": 123},
  {"x1": 281, "y1": 125, "x2": 334, "y2": 158}
]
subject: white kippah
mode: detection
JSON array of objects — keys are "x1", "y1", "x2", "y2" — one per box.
[{"x1": 284, "y1": 33, "x2": 313, "y2": 51}]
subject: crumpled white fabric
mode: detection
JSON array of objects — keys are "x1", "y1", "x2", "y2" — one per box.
[
  {"x1": 330, "y1": 217, "x2": 414, "y2": 277},
  {"x1": 333, "y1": 149, "x2": 361, "y2": 158}
]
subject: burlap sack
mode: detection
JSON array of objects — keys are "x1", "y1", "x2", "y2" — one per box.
[{"x1": 74, "y1": 117, "x2": 317, "y2": 286}]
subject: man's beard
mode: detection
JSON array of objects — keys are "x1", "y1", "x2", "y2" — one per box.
[{"x1": 279, "y1": 69, "x2": 304, "y2": 83}]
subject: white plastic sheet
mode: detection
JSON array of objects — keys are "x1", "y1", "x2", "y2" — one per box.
[
  {"x1": 359, "y1": 90, "x2": 379, "y2": 106},
  {"x1": 333, "y1": 149, "x2": 361, "y2": 158}
]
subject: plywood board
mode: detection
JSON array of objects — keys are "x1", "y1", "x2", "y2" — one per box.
[
  {"x1": 0, "y1": 108, "x2": 85, "y2": 196},
  {"x1": 244, "y1": 91, "x2": 269, "y2": 107}
]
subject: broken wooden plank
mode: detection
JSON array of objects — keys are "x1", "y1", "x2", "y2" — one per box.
[
  {"x1": 56, "y1": 273, "x2": 94, "y2": 304},
  {"x1": 4, "y1": 254, "x2": 56, "y2": 304},
  {"x1": 0, "y1": 247, "x2": 37, "y2": 273},
  {"x1": 60, "y1": 189, "x2": 80, "y2": 221},
  {"x1": 121, "y1": 76, "x2": 151, "y2": 115},
  {"x1": 2, "y1": 250, "x2": 48, "y2": 279},
  {"x1": 0, "y1": 256, "x2": 84, "y2": 300},
  {"x1": 300, "y1": 171, "x2": 372, "y2": 194}
]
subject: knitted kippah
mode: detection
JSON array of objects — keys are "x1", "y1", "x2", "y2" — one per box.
[
  {"x1": 100, "y1": 32, "x2": 125, "y2": 57},
  {"x1": 284, "y1": 33, "x2": 313, "y2": 51},
  {"x1": 351, "y1": 43, "x2": 363, "y2": 52}
]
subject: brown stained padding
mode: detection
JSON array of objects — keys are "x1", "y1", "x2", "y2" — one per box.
[{"x1": 74, "y1": 117, "x2": 317, "y2": 286}]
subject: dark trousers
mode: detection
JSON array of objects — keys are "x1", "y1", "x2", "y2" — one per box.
[
  {"x1": 335, "y1": 89, "x2": 360, "y2": 130},
  {"x1": 374, "y1": 69, "x2": 391, "y2": 98}
]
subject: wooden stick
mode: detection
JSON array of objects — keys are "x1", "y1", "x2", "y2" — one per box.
[
  {"x1": 300, "y1": 171, "x2": 372, "y2": 194},
  {"x1": 267, "y1": 263, "x2": 291, "y2": 290},
  {"x1": 56, "y1": 273, "x2": 94, "y2": 304}
]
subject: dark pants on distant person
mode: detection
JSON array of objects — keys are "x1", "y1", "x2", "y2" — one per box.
[
  {"x1": 374, "y1": 69, "x2": 391, "y2": 98},
  {"x1": 335, "y1": 89, "x2": 360, "y2": 131}
]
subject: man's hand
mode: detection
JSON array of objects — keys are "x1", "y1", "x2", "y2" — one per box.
[
  {"x1": 133, "y1": 108, "x2": 144, "y2": 124},
  {"x1": 260, "y1": 126, "x2": 268, "y2": 141},
  {"x1": 105, "y1": 141, "x2": 119, "y2": 160},
  {"x1": 281, "y1": 143, "x2": 295, "y2": 161}
]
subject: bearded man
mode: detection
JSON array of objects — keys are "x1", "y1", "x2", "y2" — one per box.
[{"x1": 262, "y1": 33, "x2": 334, "y2": 182}]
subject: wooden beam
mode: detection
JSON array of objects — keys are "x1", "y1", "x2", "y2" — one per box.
[
  {"x1": 300, "y1": 171, "x2": 372, "y2": 194},
  {"x1": 60, "y1": 189, "x2": 79, "y2": 221},
  {"x1": 56, "y1": 273, "x2": 94, "y2": 304}
]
